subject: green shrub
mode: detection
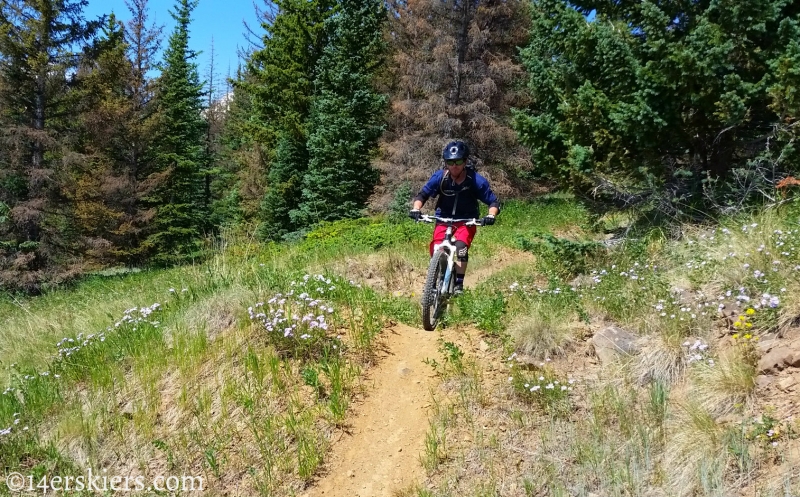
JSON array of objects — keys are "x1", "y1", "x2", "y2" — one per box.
[{"x1": 517, "y1": 231, "x2": 603, "y2": 277}]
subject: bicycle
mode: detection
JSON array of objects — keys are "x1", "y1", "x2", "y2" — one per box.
[{"x1": 417, "y1": 214, "x2": 485, "y2": 331}]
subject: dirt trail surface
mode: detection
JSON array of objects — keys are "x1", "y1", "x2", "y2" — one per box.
[
  {"x1": 306, "y1": 250, "x2": 533, "y2": 497},
  {"x1": 304, "y1": 322, "x2": 439, "y2": 497}
]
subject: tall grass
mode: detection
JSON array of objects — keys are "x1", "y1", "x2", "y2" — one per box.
[
  {"x1": 409, "y1": 199, "x2": 800, "y2": 497},
  {"x1": 4, "y1": 197, "x2": 798, "y2": 496}
]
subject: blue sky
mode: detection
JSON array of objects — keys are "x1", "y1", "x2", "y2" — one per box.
[{"x1": 84, "y1": 0, "x2": 261, "y2": 84}]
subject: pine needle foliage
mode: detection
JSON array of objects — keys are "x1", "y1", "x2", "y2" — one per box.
[
  {"x1": 0, "y1": 0, "x2": 100, "y2": 291},
  {"x1": 513, "y1": 0, "x2": 800, "y2": 217},
  {"x1": 375, "y1": 0, "x2": 533, "y2": 208},
  {"x1": 292, "y1": 0, "x2": 388, "y2": 226},
  {"x1": 241, "y1": 0, "x2": 336, "y2": 240},
  {"x1": 144, "y1": 0, "x2": 207, "y2": 263}
]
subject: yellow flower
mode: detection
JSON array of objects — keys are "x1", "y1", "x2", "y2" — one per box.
[
  {"x1": 745, "y1": 322, "x2": 753, "y2": 328},
  {"x1": 746, "y1": 308, "x2": 755, "y2": 315},
  {"x1": 734, "y1": 321, "x2": 742, "y2": 327},
  {"x1": 739, "y1": 315, "x2": 746, "y2": 321},
  {"x1": 733, "y1": 333, "x2": 740, "y2": 339},
  {"x1": 744, "y1": 334, "x2": 752, "y2": 340}
]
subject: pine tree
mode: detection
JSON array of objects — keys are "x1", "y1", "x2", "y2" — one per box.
[
  {"x1": 0, "y1": 0, "x2": 100, "y2": 290},
  {"x1": 375, "y1": 0, "x2": 532, "y2": 209},
  {"x1": 71, "y1": 14, "x2": 133, "y2": 263},
  {"x1": 143, "y1": 0, "x2": 206, "y2": 263},
  {"x1": 513, "y1": 0, "x2": 800, "y2": 216},
  {"x1": 218, "y1": 66, "x2": 267, "y2": 223},
  {"x1": 291, "y1": 0, "x2": 387, "y2": 226},
  {"x1": 238, "y1": 0, "x2": 336, "y2": 240}
]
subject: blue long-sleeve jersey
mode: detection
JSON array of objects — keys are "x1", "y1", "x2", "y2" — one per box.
[{"x1": 414, "y1": 169, "x2": 500, "y2": 219}]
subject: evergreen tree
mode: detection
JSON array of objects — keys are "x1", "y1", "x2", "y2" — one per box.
[
  {"x1": 238, "y1": 0, "x2": 336, "y2": 240},
  {"x1": 375, "y1": 0, "x2": 532, "y2": 209},
  {"x1": 0, "y1": 0, "x2": 99, "y2": 290},
  {"x1": 143, "y1": 0, "x2": 206, "y2": 263},
  {"x1": 292, "y1": 0, "x2": 387, "y2": 226},
  {"x1": 71, "y1": 14, "x2": 133, "y2": 263},
  {"x1": 123, "y1": 0, "x2": 163, "y2": 184},
  {"x1": 71, "y1": 8, "x2": 162, "y2": 264},
  {"x1": 513, "y1": 0, "x2": 800, "y2": 217},
  {"x1": 218, "y1": 66, "x2": 268, "y2": 223}
]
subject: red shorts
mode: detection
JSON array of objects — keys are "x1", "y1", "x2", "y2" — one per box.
[{"x1": 429, "y1": 224, "x2": 477, "y2": 256}]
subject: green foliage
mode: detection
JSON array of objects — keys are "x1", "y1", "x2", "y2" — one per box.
[
  {"x1": 144, "y1": 0, "x2": 207, "y2": 263},
  {"x1": 300, "y1": 216, "x2": 427, "y2": 252},
  {"x1": 242, "y1": 0, "x2": 336, "y2": 240},
  {"x1": 257, "y1": 132, "x2": 309, "y2": 241},
  {"x1": 514, "y1": 0, "x2": 800, "y2": 216},
  {"x1": 242, "y1": 0, "x2": 387, "y2": 238},
  {"x1": 388, "y1": 181, "x2": 414, "y2": 223},
  {"x1": 424, "y1": 340, "x2": 466, "y2": 377},
  {"x1": 451, "y1": 290, "x2": 507, "y2": 335},
  {"x1": 292, "y1": 0, "x2": 387, "y2": 227},
  {"x1": 301, "y1": 365, "x2": 324, "y2": 397},
  {"x1": 517, "y1": 231, "x2": 603, "y2": 277},
  {"x1": 0, "y1": 0, "x2": 101, "y2": 290}
]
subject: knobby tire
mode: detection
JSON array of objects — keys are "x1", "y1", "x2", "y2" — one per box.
[{"x1": 422, "y1": 250, "x2": 448, "y2": 331}]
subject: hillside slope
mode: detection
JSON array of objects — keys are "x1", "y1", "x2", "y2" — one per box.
[{"x1": 2, "y1": 197, "x2": 800, "y2": 497}]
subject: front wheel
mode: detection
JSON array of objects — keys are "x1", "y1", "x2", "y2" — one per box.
[{"x1": 422, "y1": 250, "x2": 448, "y2": 331}]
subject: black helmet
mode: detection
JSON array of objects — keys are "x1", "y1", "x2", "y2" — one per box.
[{"x1": 442, "y1": 140, "x2": 469, "y2": 161}]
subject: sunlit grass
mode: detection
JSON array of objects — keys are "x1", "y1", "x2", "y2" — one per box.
[{"x1": 3, "y1": 197, "x2": 800, "y2": 496}]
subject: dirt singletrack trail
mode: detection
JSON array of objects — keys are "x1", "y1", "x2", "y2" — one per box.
[
  {"x1": 305, "y1": 248, "x2": 533, "y2": 497},
  {"x1": 304, "y1": 322, "x2": 439, "y2": 497}
]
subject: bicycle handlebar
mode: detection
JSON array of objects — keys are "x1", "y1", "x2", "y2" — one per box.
[{"x1": 419, "y1": 214, "x2": 483, "y2": 226}]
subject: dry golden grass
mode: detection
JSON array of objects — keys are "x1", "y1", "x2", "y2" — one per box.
[
  {"x1": 633, "y1": 332, "x2": 687, "y2": 385},
  {"x1": 664, "y1": 402, "x2": 731, "y2": 496},
  {"x1": 777, "y1": 278, "x2": 800, "y2": 336},
  {"x1": 690, "y1": 348, "x2": 756, "y2": 418},
  {"x1": 508, "y1": 304, "x2": 583, "y2": 359}
]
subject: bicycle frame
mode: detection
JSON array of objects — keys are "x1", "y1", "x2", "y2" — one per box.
[
  {"x1": 422, "y1": 215, "x2": 481, "y2": 298},
  {"x1": 417, "y1": 214, "x2": 483, "y2": 331}
]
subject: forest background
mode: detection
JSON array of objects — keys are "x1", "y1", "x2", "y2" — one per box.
[{"x1": 1, "y1": 0, "x2": 799, "y2": 293}]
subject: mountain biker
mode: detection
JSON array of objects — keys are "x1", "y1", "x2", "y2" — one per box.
[{"x1": 409, "y1": 140, "x2": 500, "y2": 294}]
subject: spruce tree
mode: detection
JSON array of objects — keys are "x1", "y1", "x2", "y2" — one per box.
[
  {"x1": 0, "y1": 0, "x2": 99, "y2": 290},
  {"x1": 239, "y1": 0, "x2": 336, "y2": 240},
  {"x1": 291, "y1": 0, "x2": 387, "y2": 226},
  {"x1": 143, "y1": 0, "x2": 206, "y2": 263},
  {"x1": 71, "y1": 9, "x2": 162, "y2": 264},
  {"x1": 71, "y1": 14, "x2": 133, "y2": 263},
  {"x1": 513, "y1": 0, "x2": 800, "y2": 216},
  {"x1": 376, "y1": 0, "x2": 532, "y2": 208},
  {"x1": 124, "y1": 0, "x2": 163, "y2": 184},
  {"x1": 218, "y1": 66, "x2": 267, "y2": 223}
]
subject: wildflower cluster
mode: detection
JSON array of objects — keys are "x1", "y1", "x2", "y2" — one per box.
[
  {"x1": 683, "y1": 339, "x2": 714, "y2": 366},
  {"x1": 1, "y1": 301, "x2": 167, "y2": 440},
  {"x1": 507, "y1": 354, "x2": 573, "y2": 417},
  {"x1": 249, "y1": 274, "x2": 343, "y2": 359},
  {"x1": 0, "y1": 412, "x2": 29, "y2": 439},
  {"x1": 730, "y1": 309, "x2": 761, "y2": 366},
  {"x1": 745, "y1": 414, "x2": 791, "y2": 449},
  {"x1": 56, "y1": 304, "x2": 162, "y2": 359},
  {"x1": 652, "y1": 294, "x2": 714, "y2": 321},
  {"x1": 731, "y1": 308, "x2": 756, "y2": 335},
  {"x1": 506, "y1": 281, "x2": 581, "y2": 304}
]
